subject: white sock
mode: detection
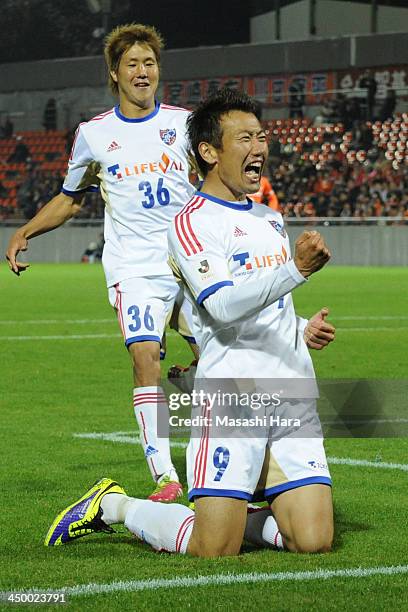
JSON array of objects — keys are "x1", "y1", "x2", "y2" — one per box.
[
  {"x1": 100, "y1": 493, "x2": 131, "y2": 525},
  {"x1": 262, "y1": 515, "x2": 284, "y2": 549},
  {"x1": 244, "y1": 508, "x2": 284, "y2": 550},
  {"x1": 124, "y1": 499, "x2": 194, "y2": 553},
  {"x1": 133, "y1": 386, "x2": 178, "y2": 482}
]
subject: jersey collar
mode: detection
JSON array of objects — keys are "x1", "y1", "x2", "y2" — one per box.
[
  {"x1": 196, "y1": 191, "x2": 253, "y2": 211},
  {"x1": 114, "y1": 101, "x2": 160, "y2": 123}
]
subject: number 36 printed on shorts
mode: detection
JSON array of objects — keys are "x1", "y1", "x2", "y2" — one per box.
[{"x1": 127, "y1": 304, "x2": 155, "y2": 332}]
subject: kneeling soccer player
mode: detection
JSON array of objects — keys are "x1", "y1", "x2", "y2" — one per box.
[{"x1": 45, "y1": 88, "x2": 335, "y2": 557}]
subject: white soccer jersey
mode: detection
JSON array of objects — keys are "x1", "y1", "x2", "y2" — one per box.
[
  {"x1": 63, "y1": 103, "x2": 195, "y2": 287},
  {"x1": 168, "y1": 191, "x2": 316, "y2": 380}
]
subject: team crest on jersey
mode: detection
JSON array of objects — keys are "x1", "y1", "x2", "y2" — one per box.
[
  {"x1": 198, "y1": 260, "x2": 210, "y2": 274},
  {"x1": 268, "y1": 220, "x2": 287, "y2": 238},
  {"x1": 160, "y1": 128, "x2": 177, "y2": 145}
]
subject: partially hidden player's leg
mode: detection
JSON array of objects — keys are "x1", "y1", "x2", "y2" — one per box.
[
  {"x1": 167, "y1": 354, "x2": 198, "y2": 394},
  {"x1": 167, "y1": 290, "x2": 199, "y2": 394},
  {"x1": 45, "y1": 479, "x2": 247, "y2": 557},
  {"x1": 271, "y1": 484, "x2": 333, "y2": 553},
  {"x1": 189, "y1": 341, "x2": 199, "y2": 361},
  {"x1": 243, "y1": 506, "x2": 284, "y2": 550}
]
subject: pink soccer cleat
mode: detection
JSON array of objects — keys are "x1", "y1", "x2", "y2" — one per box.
[
  {"x1": 167, "y1": 360, "x2": 198, "y2": 394},
  {"x1": 148, "y1": 476, "x2": 183, "y2": 502}
]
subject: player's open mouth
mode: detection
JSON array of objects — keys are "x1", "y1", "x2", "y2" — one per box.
[
  {"x1": 244, "y1": 161, "x2": 263, "y2": 181},
  {"x1": 134, "y1": 82, "x2": 150, "y2": 88}
]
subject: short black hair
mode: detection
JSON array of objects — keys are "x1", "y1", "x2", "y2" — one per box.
[{"x1": 187, "y1": 87, "x2": 262, "y2": 176}]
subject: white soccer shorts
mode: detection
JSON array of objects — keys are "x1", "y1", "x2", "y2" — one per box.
[
  {"x1": 108, "y1": 275, "x2": 196, "y2": 348},
  {"x1": 187, "y1": 398, "x2": 331, "y2": 502}
]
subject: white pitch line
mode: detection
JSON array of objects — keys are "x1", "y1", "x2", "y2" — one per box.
[
  {"x1": 336, "y1": 327, "x2": 408, "y2": 332},
  {"x1": 334, "y1": 316, "x2": 408, "y2": 321},
  {"x1": 327, "y1": 456, "x2": 408, "y2": 472},
  {"x1": 0, "y1": 318, "x2": 115, "y2": 325},
  {"x1": 2, "y1": 327, "x2": 407, "y2": 341},
  {"x1": 321, "y1": 418, "x2": 408, "y2": 425},
  {"x1": 0, "y1": 333, "x2": 122, "y2": 341},
  {"x1": 73, "y1": 432, "x2": 408, "y2": 472},
  {"x1": 27, "y1": 565, "x2": 408, "y2": 598},
  {"x1": 0, "y1": 316, "x2": 406, "y2": 326},
  {"x1": 73, "y1": 432, "x2": 188, "y2": 448}
]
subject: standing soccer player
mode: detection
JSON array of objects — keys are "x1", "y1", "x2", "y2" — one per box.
[
  {"x1": 5, "y1": 24, "x2": 199, "y2": 502},
  {"x1": 45, "y1": 89, "x2": 336, "y2": 557}
]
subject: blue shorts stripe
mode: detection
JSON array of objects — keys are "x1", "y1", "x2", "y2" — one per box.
[
  {"x1": 188, "y1": 487, "x2": 252, "y2": 502},
  {"x1": 179, "y1": 334, "x2": 197, "y2": 344},
  {"x1": 264, "y1": 476, "x2": 332, "y2": 498},
  {"x1": 125, "y1": 335, "x2": 161, "y2": 347},
  {"x1": 61, "y1": 186, "x2": 98, "y2": 196}
]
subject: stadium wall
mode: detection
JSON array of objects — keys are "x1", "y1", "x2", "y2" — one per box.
[
  {"x1": 0, "y1": 32, "x2": 407, "y2": 129},
  {"x1": 287, "y1": 225, "x2": 408, "y2": 266},
  {"x1": 1, "y1": 32, "x2": 406, "y2": 89},
  {"x1": 250, "y1": 1, "x2": 408, "y2": 41},
  {"x1": 1, "y1": 225, "x2": 407, "y2": 266}
]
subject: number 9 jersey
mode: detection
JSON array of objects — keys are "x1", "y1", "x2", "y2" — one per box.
[{"x1": 62, "y1": 102, "x2": 195, "y2": 287}]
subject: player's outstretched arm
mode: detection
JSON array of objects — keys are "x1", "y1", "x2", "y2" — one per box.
[
  {"x1": 303, "y1": 307, "x2": 336, "y2": 350},
  {"x1": 294, "y1": 231, "x2": 331, "y2": 277},
  {"x1": 6, "y1": 191, "x2": 84, "y2": 275}
]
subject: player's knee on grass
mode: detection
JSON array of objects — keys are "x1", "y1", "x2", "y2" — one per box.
[
  {"x1": 282, "y1": 521, "x2": 333, "y2": 553},
  {"x1": 187, "y1": 497, "x2": 248, "y2": 558},
  {"x1": 271, "y1": 484, "x2": 333, "y2": 553},
  {"x1": 187, "y1": 532, "x2": 242, "y2": 558},
  {"x1": 129, "y1": 341, "x2": 161, "y2": 386}
]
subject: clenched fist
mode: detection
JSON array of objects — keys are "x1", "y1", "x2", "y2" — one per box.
[
  {"x1": 294, "y1": 230, "x2": 331, "y2": 278},
  {"x1": 304, "y1": 307, "x2": 336, "y2": 350}
]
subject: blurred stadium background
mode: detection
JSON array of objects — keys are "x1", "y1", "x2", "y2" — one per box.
[{"x1": 0, "y1": 0, "x2": 407, "y2": 265}]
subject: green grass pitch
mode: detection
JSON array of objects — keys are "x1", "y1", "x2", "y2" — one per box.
[{"x1": 0, "y1": 263, "x2": 407, "y2": 611}]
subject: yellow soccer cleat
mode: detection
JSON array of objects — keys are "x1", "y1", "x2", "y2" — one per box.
[{"x1": 44, "y1": 478, "x2": 126, "y2": 546}]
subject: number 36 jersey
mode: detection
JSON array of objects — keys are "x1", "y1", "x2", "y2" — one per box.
[{"x1": 62, "y1": 103, "x2": 195, "y2": 287}]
